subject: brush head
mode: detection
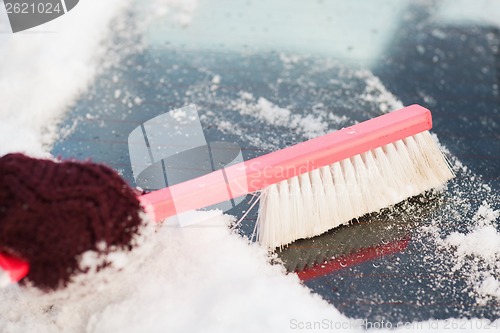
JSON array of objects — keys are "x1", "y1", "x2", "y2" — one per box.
[
  {"x1": 0, "y1": 153, "x2": 145, "y2": 290},
  {"x1": 256, "y1": 130, "x2": 455, "y2": 249}
]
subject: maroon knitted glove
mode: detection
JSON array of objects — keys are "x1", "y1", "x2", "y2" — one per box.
[{"x1": 0, "y1": 153, "x2": 144, "y2": 290}]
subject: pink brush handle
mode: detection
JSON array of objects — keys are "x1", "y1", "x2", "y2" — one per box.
[
  {"x1": 142, "y1": 104, "x2": 432, "y2": 221},
  {"x1": 0, "y1": 253, "x2": 29, "y2": 286},
  {"x1": 0, "y1": 104, "x2": 431, "y2": 285}
]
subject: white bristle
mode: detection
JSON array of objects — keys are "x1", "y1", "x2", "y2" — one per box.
[{"x1": 256, "y1": 130, "x2": 455, "y2": 248}]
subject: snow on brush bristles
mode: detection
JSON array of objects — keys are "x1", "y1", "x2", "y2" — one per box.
[{"x1": 256, "y1": 131, "x2": 455, "y2": 249}]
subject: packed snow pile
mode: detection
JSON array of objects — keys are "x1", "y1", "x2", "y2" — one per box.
[
  {"x1": 0, "y1": 214, "x2": 344, "y2": 333},
  {"x1": 0, "y1": 0, "x2": 131, "y2": 157}
]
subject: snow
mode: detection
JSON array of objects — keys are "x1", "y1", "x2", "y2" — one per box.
[
  {"x1": 0, "y1": 0, "x2": 499, "y2": 332},
  {"x1": 0, "y1": 268, "x2": 11, "y2": 288},
  {"x1": 0, "y1": 215, "x2": 344, "y2": 333},
  {"x1": 232, "y1": 95, "x2": 329, "y2": 139},
  {"x1": 211, "y1": 75, "x2": 221, "y2": 84},
  {"x1": 0, "y1": 0, "x2": 132, "y2": 158},
  {"x1": 478, "y1": 276, "x2": 500, "y2": 301},
  {"x1": 355, "y1": 70, "x2": 404, "y2": 113},
  {"x1": 446, "y1": 223, "x2": 500, "y2": 264},
  {"x1": 442, "y1": 202, "x2": 500, "y2": 305}
]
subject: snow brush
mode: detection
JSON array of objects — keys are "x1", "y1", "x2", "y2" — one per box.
[{"x1": 0, "y1": 104, "x2": 454, "y2": 288}]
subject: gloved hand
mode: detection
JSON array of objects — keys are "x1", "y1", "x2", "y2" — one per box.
[{"x1": 0, "y1": 153, "x2": 144, "y2": 290}]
